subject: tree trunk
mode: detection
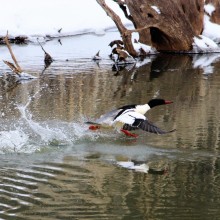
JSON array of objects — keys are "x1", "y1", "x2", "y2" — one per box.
[{"x1": 97, "y1": 0, "x2": 204, "y2": 54}]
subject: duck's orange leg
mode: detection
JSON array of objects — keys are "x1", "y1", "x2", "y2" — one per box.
[
  {"x1": 89, "y1": 125, "x2": 101, "y2": 130},
  {"x1": 121, "y1": 129, "x2": 138, "y2": 138}
]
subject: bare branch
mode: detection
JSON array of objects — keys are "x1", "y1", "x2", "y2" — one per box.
[
  {"x1": 4, "y1": 31, "x2": 22, "y2": 74},
  {"x1": 3, "y1": 60, "x2": 21, "y2": 75},
  {"x1": 96, "y1": 0, "x2": 127, "y2": 33},
  {"x1": 96, "y1": 0, "x2": 137, "y2": 56},
  {"x1": 116, "y1": 0, "x2": 135, "y2": 26}
]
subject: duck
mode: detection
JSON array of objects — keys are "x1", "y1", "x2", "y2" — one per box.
[
  {"x1": 109, "y1": 39, "x2": 124, "y2": 61},
  {"x1": 86, "y1": 98, "x2": 175, "y2": 137},
  {"x1": 115, "y1": 48, "x2": 135, "y2": 62},
  {"x1": 108, "y1": 39, "x2": 136, "y2": 63}
]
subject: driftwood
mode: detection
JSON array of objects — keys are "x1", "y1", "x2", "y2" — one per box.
[
  {"x1": 3, "y1": 32, "x2": 23, "y2": 75},
  {"x1": 97, "y1": 0, "x2": 205, "y2": 54}
]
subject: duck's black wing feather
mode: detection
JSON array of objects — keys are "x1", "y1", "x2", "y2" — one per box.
[
  {"x1": 122, "y1": 123, "x2": 139, "y2": 131},
  {"x1": 138, "y1": 120, "x2": 176, "y2": 134},
  {"x1": 123, "y1": 119, "x2": 176, "y2": 134}
]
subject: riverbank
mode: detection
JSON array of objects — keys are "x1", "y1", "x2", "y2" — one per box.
[
  {"x1": 1, "y1": 31, "x2": 220, "y2": 78},
  {"x1": 0, "y1": 30, "x2": 121, "y2": 74},
  {"x1": 1, "y1": 0, "x2": 220, "y2": 54}
]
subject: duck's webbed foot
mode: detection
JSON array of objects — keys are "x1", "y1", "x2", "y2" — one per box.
[
  {"x1": 89, "y1": 125, "x2": 101, "y2": 130},
  {"x1": 120, "y1": 129, "x2": 138, "y2": 138}
]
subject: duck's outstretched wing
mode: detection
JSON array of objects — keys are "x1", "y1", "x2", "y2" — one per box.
[
  {"x1": 123, "y1": 119, "x2": 175, "y2": 134},
  {"x1": 126, "y1": 119, "x2": 176, "y2": 134},
  {"x1": 86, "y1": 105, "x2": 137, "y2": 126}
]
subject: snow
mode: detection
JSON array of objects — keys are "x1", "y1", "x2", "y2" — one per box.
[
  {"x1": 193, "y1": 35, "x2": 219, "y2": 53},
  {"x1": 204, "y1": 3, "x2": 215, "y2": 16},
  {"x1": 202, "y1": 4, "x2": 220, "y2": 45},
  {"x1": 133, "y1": 40, "x2": 157, "y2": 55},
  {"x1": 193, "y1": 3, "x2": 220, "y2": 52},
  {"x1": 0, "y1": 0, "x2": 220, "y2": 54},
  {"x1": 0, "y1": 0, "x2": 132, "y2": 40},
  {"x1": 202, "y1": 15, "x2": 220, "y2": 42},
  {"x1": 151, "y1": 6, "x2": 161, "y2": 14}
]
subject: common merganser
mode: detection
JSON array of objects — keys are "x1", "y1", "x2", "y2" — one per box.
[
  {"x1": 115, "y1": 48, "x2": 135, "y2": 62},
  {"x1": 109, "y1": 39, "x2": 124, "y2": 62},
  {"x1": 87, "y1": 98, "x2": 175, "y2": 137},
  {"x1": 109, "y1": 40, "x2": 124, "y2": 48}
]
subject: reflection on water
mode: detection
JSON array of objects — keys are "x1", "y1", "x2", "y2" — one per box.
[{"x1": 1, "y1": 34, "x2": 220, "y2": 219}]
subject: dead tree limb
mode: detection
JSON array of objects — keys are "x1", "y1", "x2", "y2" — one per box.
[
  {"x1": 3, "y1": 31, "x2": 22, "y2": 74},
  {"x1": 96, "y1": 0, "x2": 138, "y2": 57},
  {"x1": 3, "y1": 61, "x2": 21, "y2": 75},
  {"x1": 97, "y1": 0, "x2": 204, "y2": 53}
]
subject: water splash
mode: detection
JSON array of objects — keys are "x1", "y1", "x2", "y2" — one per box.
[
  {"x1": 17, "y1": 104, "x2": 68, "y2": 143},
  {"x1": 0, "y1": 129, "x2": 29, "y2": 153},
  {"x1": 0, "y1": 88, "x2": 114, "y2": 154}
]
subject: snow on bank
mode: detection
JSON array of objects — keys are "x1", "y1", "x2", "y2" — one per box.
[
  {"x1": 203, "y1": 14, "x2": 220, "y2": 42},
  {"x1": 151, "y1": 6, "x2": 161, "y2": 14},
  {"x1": 204, "y1": 3, "x2": 215, "y2": 16},
  {"x1": 0, "y1": 0, "x2": 220, "y2": 54},
  {"x1": 0, "y1": 0, "x2": 131, "y2": 40},
  {"x1": 199, "y1": 3, "x2": 220, "y2": 50},
  {"x1": 193, "y1": 35, "x2": 219, "y2": 53}
]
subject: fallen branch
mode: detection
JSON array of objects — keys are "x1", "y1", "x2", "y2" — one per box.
[
  {"x1": 3, "y1": 31, "x2": 22, "y2": 75},
  {"x1": 3, "y1": 60, "x2": 21, "y2": 75}
]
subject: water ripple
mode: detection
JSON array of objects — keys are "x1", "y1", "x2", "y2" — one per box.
[{"x1": 0, "y1": 160, "x2": 126, "y2": 219}]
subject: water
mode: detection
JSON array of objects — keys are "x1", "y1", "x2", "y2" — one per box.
[{"x1": 1, "y1": 31, "x2": 220, "y2": 219}]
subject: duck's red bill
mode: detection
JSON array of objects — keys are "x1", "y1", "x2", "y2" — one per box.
[{"x1": 165, "y1": 100, "x2": 173, "y2": 104}]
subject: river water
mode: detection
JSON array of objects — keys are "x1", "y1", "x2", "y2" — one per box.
[{"x1": 1, "y1": 31, "x2": 220, "y2": 219}]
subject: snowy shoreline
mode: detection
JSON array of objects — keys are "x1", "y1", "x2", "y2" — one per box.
[
  {"x1": 1, "y1": 1, "x2": 220, "y2": 54},
  {"x1": 0, "y1": 0, "x2": 131, "y2": 42}
]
